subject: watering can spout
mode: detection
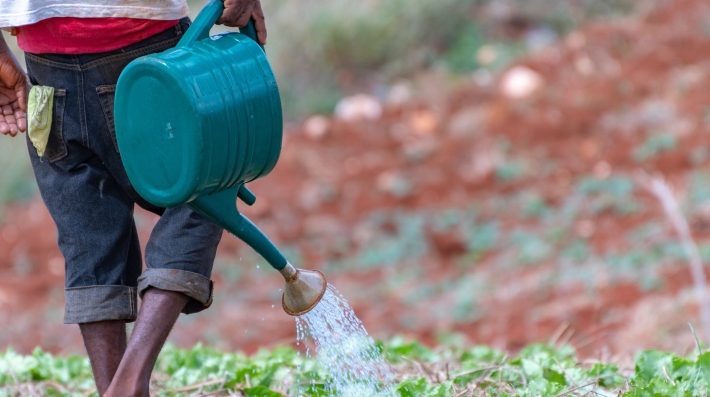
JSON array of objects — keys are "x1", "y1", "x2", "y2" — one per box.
[
  {"x1": 189, "y1": 186, "x2": 288, "y2": 270},
  {"x1": 188, "y1": 186, "x2": 327, "y2": 316},
  {"x1": 280, "y1": 264, "x2": 327, "y2": 316}
]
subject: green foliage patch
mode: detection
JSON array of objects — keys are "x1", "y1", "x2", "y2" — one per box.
[
  {"x1": 3, "y1": 339, "x2": 710, "y2": 396},
  {"x1": 261, "y1": 0, "x2": 477, "y2": 117},
  {"x1": 0, "y1": 137, "x2": 37, "y2": 206}
]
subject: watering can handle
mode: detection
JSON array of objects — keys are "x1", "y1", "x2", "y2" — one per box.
[
  {"x1": 237, "y1": 185, "x2": 256, "y2": 206},
  {"x1": 177, "y1": 0, "x2": 265, "y2": 51}
]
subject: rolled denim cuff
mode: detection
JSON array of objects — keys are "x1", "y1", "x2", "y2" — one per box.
[
  {"x1": 137, "y1": 268, "x2": 214, "y2": 314},
  {"x1": 64, "y1": 285, "x2": 138, "y2": 324}
]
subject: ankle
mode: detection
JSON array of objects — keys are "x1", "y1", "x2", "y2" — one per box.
[
  {"x1": 104, "y1": 381, "x2": 149, "y2": 397},
  {"x1": 79, "y1": 321, "x2": 127, "y2": 395}
]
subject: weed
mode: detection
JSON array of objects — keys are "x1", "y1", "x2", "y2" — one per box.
[
  {"x1": 444, "y1": 24, "x2": 486, "y2": 73},
  {"x1": 430, "y1": 209, "x2": 466, "y2": 233},
  {"x1": 327, "y1": 213, "x2": 428, "y2": 271},
  {"x1": 495, "y1": 160, "x2": 527, "y2": 182},
  {"x1": 633, "y1": 133, "x2": 677, "y2": 162},
  {"x1": 561, "y1": 239, "x2": 589, "y2": 262},
  {"x1": 465, "y1": 221, "x2": 500, "y2": 259},
  {"x1": 443, "y1": 25, "x2": 528, "y2": 74},
  {"x1": 576, "y1": 175, "x2": 640, "y2": 215},
  {"x1": 509, "y1": 228, "x2": 553, "y2": 265},
  {"x1": 519, "y1": 192, "x2": 550, "y2": 219},
  {"x1": 687, "y1": 170, "x2": 710, "y2": 206},
  {"x1": 577, "y1": 175, "x2": 635, "y2": 196}
]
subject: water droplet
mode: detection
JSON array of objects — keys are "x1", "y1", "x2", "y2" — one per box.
[
  {"x1": 293, "y1": 284, "x2": 395, "y2": 396},
  {"x1": 271, "y1": 304, "x2": 275, "y2": 308},
  {"x1": 256, "y1": 265, "x2": 260, "y2": 269}
]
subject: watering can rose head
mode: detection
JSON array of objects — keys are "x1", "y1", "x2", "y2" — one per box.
[
  {"x1": 280, "y1": 265, "x2": 327, "y2": 316},
  {"x1": 114, "y1": 0, "x2": 326, "y2": 315}
]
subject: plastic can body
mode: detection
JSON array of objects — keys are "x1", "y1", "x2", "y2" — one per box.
[{"x1": 115, "y1": 31, "x2": 282, "y2": 208}]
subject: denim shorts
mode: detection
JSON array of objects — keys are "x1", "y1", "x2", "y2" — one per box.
[{"x1": 24, "y1": 18, "x2": 224, "y2": 324}]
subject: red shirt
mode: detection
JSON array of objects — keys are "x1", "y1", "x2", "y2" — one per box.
[{"x1": 17, "y1": 17, "x2": 179, "y2": 54}]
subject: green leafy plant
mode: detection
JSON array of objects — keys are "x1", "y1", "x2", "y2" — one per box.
[
  {"x1": 495, "y1": 161, "x2": 527, "y2": 182},
  {"x1": 576, "y1": 175, "x2": 640, "y2": 215},
  {"x1": 509, "y1": 229, "x2": 553, "y2": 265},
  {"x1": 5, "y1": 339, "x2": 710, "y2": 396},
  {"x1": 633, "y1": 133, "x2": 677, "y2": 162}
]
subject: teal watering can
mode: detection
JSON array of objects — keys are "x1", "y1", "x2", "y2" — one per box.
[{"x1": 114, "y1": 0, "x2": 326, "y2": 316}]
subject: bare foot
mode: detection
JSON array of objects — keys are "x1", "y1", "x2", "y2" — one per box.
[{"x1": 103, "y1": 288, "x2": 188, "y2": 397}]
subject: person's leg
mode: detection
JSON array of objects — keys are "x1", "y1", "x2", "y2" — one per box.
[
  {"x1": 79, "y1": 18, "x2": 211, "y2": 394},
  {"x1": 24, "y1": 18, "x2": 195, "y2": 394},
  {"x1": 102, "y1": 209, "x2": 221, "y2": 397},
  {"x1": 79, "y1": 321, "x2": 127, "y2": 396},
  {"x1": 137, "y1": 205, "x2": 223, "y2": 315},
  {"x1": 104, "y1": 206, "x2": 222, "y2": 396},
  {"x1": 24, "y1": 54, "x2": 145, "y2": 393},
  {"x1": 104, "y1": 288, "x2": 188, "y2": 397},
  {"x1": 74, "y1": 218, "x2": 142, "y2": 395}
]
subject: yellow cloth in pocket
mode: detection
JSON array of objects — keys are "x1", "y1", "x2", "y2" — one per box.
[{"x1": 28, "y1": 85, "x2": 54, "y2": 158}]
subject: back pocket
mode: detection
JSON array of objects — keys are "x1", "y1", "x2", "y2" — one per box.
[
  {"x1": 96, "y1": 84, "x2": 118, "y2": 153},
  {"x1": 45, "y1": 89, "x2": 67, "y2": 163}
]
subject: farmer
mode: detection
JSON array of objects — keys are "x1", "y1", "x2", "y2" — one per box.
[{"x1": 0, "y1": 1, "x2": 266, "y2": 395}]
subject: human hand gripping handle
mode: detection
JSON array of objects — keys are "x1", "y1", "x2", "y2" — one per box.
[
  {"x1": 0, "y1": 35, "x2": 27, "y2": 136},
  {"x1": 217, "y1": 0, "x2": 267, "y2": 45}
]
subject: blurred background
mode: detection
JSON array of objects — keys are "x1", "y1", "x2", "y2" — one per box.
[{"x1": 1, "y1": 0, "x2": 707, "y2": 358}]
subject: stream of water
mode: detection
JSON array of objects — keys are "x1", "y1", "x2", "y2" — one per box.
[{"x1": 295, "y1": 284, "x2": 395, "y2": 396}]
